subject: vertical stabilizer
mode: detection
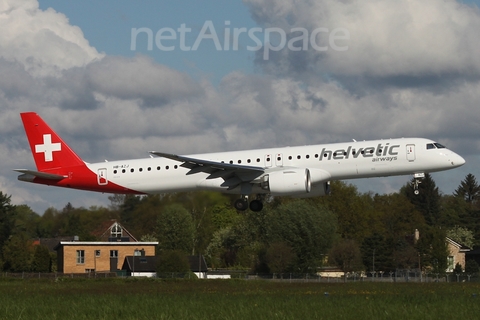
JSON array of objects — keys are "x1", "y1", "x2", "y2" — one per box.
[{"x1": 20, "y1": 112, "x2": 84, "y2": 171}]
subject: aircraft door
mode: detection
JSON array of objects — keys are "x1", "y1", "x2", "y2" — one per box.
[
  {"x1": 265, "y1": 154, "x2": 272, "y2": 167},
  {"x1": 406, "y1": 144, "x2": 416, "y2": 162},
  {"x1": 97, "y1": 168, "x2": 108, "y2": 185},
  {"x1": 275, "y1": 153, "x2": 283, "y2": 167}
]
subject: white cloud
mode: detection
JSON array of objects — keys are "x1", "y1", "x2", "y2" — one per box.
[
  {"x1": 86, "y1": 56, "x2": 203, "y2": 105},
  {"x1": 244, "y1": 0, "x2": 480, "y2": 78},
  {"x1": 0, "y1": 0, "x2": 103, "y2": 77}
]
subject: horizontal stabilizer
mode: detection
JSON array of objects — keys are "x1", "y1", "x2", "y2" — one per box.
[{"x1": 14, "y1": 169, "x2": 66, "y2": 181}]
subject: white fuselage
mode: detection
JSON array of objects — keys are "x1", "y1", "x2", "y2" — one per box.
[{"x1": 85, "y1": 137, "x2": 465, "y2": 195}]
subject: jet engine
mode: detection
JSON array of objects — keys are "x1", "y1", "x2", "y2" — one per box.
[{"x1": 263, "y1": 168, "x2": 311, "y2": 195}]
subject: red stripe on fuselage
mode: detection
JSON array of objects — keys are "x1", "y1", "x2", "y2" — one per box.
[{"x1": 31, "y1": 164, "x2": 144, "y2": 195}]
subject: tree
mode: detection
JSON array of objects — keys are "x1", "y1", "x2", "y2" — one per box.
[
  {"x1": 120, "y1": 195, "x2": 143, "y2": 227},
  {"x1": 315, "y1": 181, "x2": 374, "y2": 242},
  {"x1": 0, "y1": 192, "x2": 16, "y2": 261},
  {"x1": 265, "y1": 242, "x2": 295, "y2": 274},
  {"x1": 0, "y1": 191, "x2": 16, "y2": 269},
  {"x1": 446, "y1": 226, "x2": 474, "y2": 249},
  {"x1": 373, "y1": 193, "x2": 425, "y2": 240},
  {"x1": 416, "y1": 226, "x2": 449, "y2": 274},
  {"x1": 454, "y1": 174, "x2": 480, "y2": 204},
  {"x1": 392, "y1": 240, "x2": 419, "y2": 270},
  {"x1": 156, "y1": 204, "x2": 195, "y2": 253},
  {"x1": 453, "y1": 262, "x2": 463, "y2": 274},
  {"x1": 170, "y1": 191, "x2": 233, "y2": 255},
  {"x1": 205, "y1": 227, "x2": 237, "y2": 268},
  {"x1": 31, "y1": 245, "x2": 52, "y2": 272},
  {"x1": 264, "y1": 200, "x2": 337, "y2": 273},
  {"x1": 361, "y1": 233, "x2": 393, "y2": 272},
  {"x1": 402, "y1": 173, "x2": 442, "y2": 225},
  {"x1": 156, "y1": 249, "x2": 190, "y2": 275},
  {"x1": 328, "y1": 239, "x2": 363, "y2": 274},
  {"x1": 465, "y1": 260, "x2": 479, "y2": 275},
  {"x1": 2, "y1": 233, "x2": 34, "y2": 272},
  {"x1": 13, "y1": 205, "x2": 40, "y2": 238},
  {"x1": 36, "y1": 207, "x2": 58, "y2": 237}
]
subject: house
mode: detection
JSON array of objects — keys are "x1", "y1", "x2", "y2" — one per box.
[
  {"x1": 122, "y1": 255, "x2": 157, "y2": 277},
  {"x1": 415, "y1": 230, "x2": 471, "y2": 272},
  {"x1": 91, "y1": 220, "x2": 138, "y2": 242},
  {"x1": 121, "y1": 255, "x2": 208, "y2": 278},
  {"x1": 446, "y1": 237, "x2": 471, "y2": 272},
  {"x1": 55, "y1": 241, "x2": 158, "y2": 274},
  {"x1": 53, "y1": 220, "x2": 158, "y2": 274}
]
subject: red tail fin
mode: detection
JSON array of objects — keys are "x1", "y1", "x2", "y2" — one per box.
[{"x1": 20, "y1": 112, "x2": 84, "y2": 171}]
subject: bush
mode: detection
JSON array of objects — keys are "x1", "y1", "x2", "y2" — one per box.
[
  {"x1": 156, "y1": 250, "x2": 190, "y2": 275},
  {"x1": 465, "y1": 260, "x2": 479, "y2": 274}
]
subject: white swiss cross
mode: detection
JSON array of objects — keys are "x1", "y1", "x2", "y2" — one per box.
[{"x1": 35, "y1": 134, "x2": 61, "y2": 162}]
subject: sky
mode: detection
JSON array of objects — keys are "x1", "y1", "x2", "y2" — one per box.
[{"x1": 1, "y1": 0, "x2": 480, "y2": 214}]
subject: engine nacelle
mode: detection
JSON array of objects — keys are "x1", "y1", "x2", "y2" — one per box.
[
  {"x1": 263, "y1": 169, "x2": 311, "y2": 196},
  {"x1": 295, "y1": 181, "x2": 331, "y2": 197}
]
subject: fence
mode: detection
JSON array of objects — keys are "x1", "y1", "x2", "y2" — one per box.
[
  {"x1": 1, "y1": 272, "x2": 117, "y2": 279},
  {"x1": 1, "y1": 271, "x2": 478, "y2": 283}
]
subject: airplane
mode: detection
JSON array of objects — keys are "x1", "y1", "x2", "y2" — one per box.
[{"x1": 15, "y1": 112, "x2": 465, "y2": 212}]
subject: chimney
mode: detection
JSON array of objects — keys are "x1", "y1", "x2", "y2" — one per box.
[{"x1": 414, "y1": 229, "x2": 420, "y2": 243}]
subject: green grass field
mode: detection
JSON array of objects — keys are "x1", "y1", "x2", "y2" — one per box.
[{"x1": 1, "y1": 278, "x2": 480, "y2": 320}]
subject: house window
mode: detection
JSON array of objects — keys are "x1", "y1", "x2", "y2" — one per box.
[
  {"x1": 76, "y1": 250, "x2": 85, "y2": 264},
  {"x1": 447, "y1": 256, "x2": 454, "y2": 271},
  {"x1": 95, "y1": 250, "x2": 101, "y2": 257},
  {"x1": 111, "y1": 223, "x2": 122, "y2": 238},
  {"x1": 110, "y1": 250, "x2": 118, "y2": 258}
]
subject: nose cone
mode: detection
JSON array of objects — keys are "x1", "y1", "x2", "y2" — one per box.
[{"x1": 451, "y1": 152, "x2": 466, "y2": 168}]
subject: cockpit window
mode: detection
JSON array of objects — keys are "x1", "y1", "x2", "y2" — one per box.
[{"x1": 426, "y1": 142, "x2": 446, "y2": 150}]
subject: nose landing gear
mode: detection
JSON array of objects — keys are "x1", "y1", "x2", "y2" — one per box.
[{"x1": 412, "y1": 173, "x2": 425, "y2": 195}]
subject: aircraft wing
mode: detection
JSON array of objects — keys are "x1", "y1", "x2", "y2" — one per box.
[{"x1": 149, "y1": 152, "x2": 265, "y2": 183}]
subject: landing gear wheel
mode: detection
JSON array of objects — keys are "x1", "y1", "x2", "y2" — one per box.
[
  {"x1": 411, "y1": 173, "x2": 425, "y2": 196},
  {"x1": 234, "y1": 198, "x2": 249, "y2": 211},
  {"x1": 249, "y1": 200, "x2": 263, "y2": 212}
]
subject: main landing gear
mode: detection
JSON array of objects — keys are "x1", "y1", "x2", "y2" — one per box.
[
  {"x1": 234, "y1": 195, "x2": 264, "y2": 212},
  {"x1": 412, "y1": 173, "x2": 425, "y2": 195}
]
